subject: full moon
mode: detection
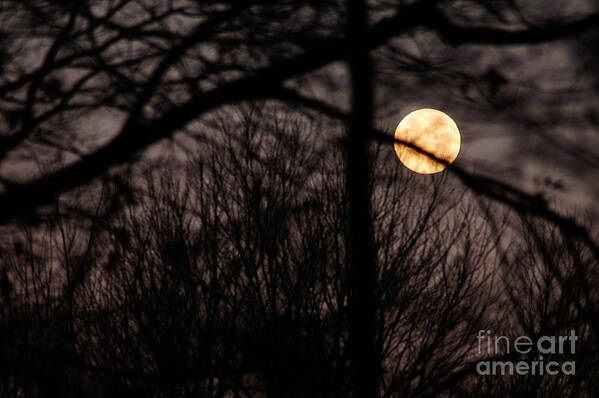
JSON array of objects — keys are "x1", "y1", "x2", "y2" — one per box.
[{"x1": 394, "y1": 108, "x2": 460, "y2": 174}]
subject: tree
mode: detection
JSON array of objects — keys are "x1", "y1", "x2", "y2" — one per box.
[
  {"x1": 2, "y1": 1, "x2": 599, "y2": 397},
  {"x1": 2, "y1": 104, "x2": 504, "y2": 396},
  {"x1": 0, "y1": 0, "x2": 598, "y2": 222}
]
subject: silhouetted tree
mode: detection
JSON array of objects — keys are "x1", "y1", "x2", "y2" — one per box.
[
  {"x1": 2, "y1": 1, "x2": 599, "y2": 397},
  {"x1": 0, "y1": 104, "x2": 501, "y2": 396}
]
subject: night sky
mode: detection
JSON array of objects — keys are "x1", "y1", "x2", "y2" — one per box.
[{"x1": 0, "y1": 1, "x2": 598, "y2": 397}]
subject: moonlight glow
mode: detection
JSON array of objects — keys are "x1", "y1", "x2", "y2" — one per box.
[{"x1": 394, "y1": 109, "x2": 461, "y2": 174}]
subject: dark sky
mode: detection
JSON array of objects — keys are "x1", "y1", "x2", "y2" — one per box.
[{"x1": 1, "y1": 1, "x2": 599, "y2": 396}]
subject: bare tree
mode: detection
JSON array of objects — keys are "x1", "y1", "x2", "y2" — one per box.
[
  {"x1": 2, "y1": 1, "x2": 599, "y2": 397},
  {"x1": 0, "y1": 103, "x2": 504, "y2": 396}
]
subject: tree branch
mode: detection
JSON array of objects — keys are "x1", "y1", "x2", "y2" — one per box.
[
  {"x1": 427, "y1": 8, "x2": 599, "y2": 45},
  {"x1": 2, "y1": 2, "x2": 599, "y2": 223}
]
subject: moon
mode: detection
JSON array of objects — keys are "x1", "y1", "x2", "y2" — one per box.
[{"x1": 394, "y1": 109, "x2": 460, "y2": 174}]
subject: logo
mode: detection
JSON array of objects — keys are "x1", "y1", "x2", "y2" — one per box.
[{"x1": 475, "y1": 330, "x2": 577, "y2": 375}]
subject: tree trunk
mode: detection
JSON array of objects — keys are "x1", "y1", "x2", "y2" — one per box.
[{"x1": 347, "y1": 0, "x2": 378, "y2": 396}]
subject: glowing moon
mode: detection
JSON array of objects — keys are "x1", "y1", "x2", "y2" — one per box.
[{"x1": 394, "y1": 109, "x2": 460, "y2": 174}]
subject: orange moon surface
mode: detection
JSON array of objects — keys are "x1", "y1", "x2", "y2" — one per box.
[{"x1": 394, "y1": 108, "x2": 461, "y2": 174}]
